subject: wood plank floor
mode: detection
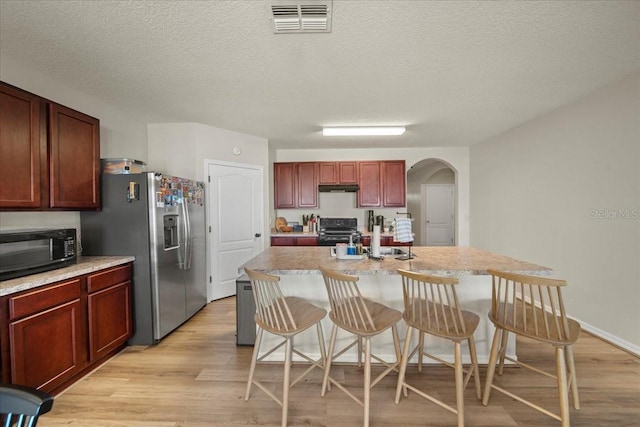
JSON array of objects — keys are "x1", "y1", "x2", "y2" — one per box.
[{"x1": 39, "y1": 296, "x2": 640, "y2": 426}]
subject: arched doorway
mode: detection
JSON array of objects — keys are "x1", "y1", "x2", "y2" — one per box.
[{"x1": 406, "y1": 159, "x2": 457, "y2": 246}]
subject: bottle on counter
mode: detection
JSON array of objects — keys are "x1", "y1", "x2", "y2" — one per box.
[{"x1": 347, "y1": 235, "x2": 356, "y2": 255}]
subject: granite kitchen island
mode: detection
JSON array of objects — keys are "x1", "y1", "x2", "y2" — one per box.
[{"x1": 239, "y1": 246, "x2": 551, "y2": 363}]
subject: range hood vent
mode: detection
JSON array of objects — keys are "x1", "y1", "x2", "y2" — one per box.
[
  {"x1": 318, "y1": 184, "x2": 359, "y2": 193},
  {"x1": 269, "y1": 1, "x2": 332, "y2": 33}
]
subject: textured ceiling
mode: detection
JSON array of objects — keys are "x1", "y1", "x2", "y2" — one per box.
[{"x1": 1, "y1": 1, "x2": 639, "y2": 150}]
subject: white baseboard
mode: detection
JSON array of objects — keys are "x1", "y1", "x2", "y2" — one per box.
[{"x1": 575, "y1": 317, "x2": 640, "y2": 357}]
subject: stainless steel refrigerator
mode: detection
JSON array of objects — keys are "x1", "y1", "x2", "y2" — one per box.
[{"x1": 81, "y1": 172, "x2": 207, "y2": 345}]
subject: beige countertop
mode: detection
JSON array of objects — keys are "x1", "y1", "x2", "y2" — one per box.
[
  {"x1": 240, "y1": 246, "x2": 551, "y2": 276},
  {"x1": 0, "y1": 256, "x2": 135, "y2": 296},
  {"x1": 270, "y1": 231, "x2": 397, "y2": 238}
]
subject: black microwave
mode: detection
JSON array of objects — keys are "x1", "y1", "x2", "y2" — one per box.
[{"x1": 0, "y1": 228, "x2": 77, "y2": 281}]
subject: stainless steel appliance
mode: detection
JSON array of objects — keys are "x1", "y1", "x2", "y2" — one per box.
[
  {"x1": 0, "y1": 228, "x2": 76, "y2": 281},
  {"x1": 81, "y1": 172, "x2": 207, "y2": 345},
  {"x1": 318, "y1": 217, "x2": 361, "y2": 246}
]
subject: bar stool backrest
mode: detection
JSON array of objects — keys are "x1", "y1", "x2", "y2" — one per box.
[
  {"x1": 487, "y1": 269, "x2": 576, "y2": 345},
  {"x1": 397, "y1": 269, "x2": 468, "y2": 338},
  {"x1": 319, "y1": 266, "x2": 376, "y2": 333},
  {"x1": 245, "y1": 268, "x2": 297, "y2": 333}
]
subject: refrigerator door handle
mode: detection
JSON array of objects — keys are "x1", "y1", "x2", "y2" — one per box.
[{"x1": 181, "y1": 193, "x2": 192, "y2": 270}]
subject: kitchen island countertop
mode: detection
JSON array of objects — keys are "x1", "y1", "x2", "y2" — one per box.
[
  {"x1": 241, "y1": 246, "x2": 550, "y2": 276},
  {"x1": 239, "y1": 246, "x2": 550, "y2": 364},
  {"x1": 0, "y1": 256, "x2": 135, "y2": 296}
]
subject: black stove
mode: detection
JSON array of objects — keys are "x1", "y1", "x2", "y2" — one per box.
[{"x1": 318, "y1": 217, "x2": 361, "y2": 246}]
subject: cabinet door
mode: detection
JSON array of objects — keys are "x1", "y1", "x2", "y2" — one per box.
[
  {"x1": 0, "y1": 83, "x2": 46, "y2": 208},
  {"x1": 296, "y1": 162, "x2": 318, "y2": 208},
  {"x1": 49, "y1": 103, "x2": 100, "y2": 209},
  {"x1": 296, "y1": 236, "x2": 318, "y2": 246},
  {"x1": 271, "y1": 236, "x2": 295, "y2": 246},
  {"x1": 274, "y1": 163, "x2": 296, "y2": 208},
  {"x1": 382, "y1": 160, "x2": 406, "y2": 207},
  {"x1": 357, "y1": 161, "x2": 382, "y2": 207},
  {"x1": 88, "y1": 281, "x2": 132, "y2": 361},
  {"x1": 318, "y1": 162, "x2": 338, "y2": 184},
  {"x1": 319, "y1": 162, "x2": 357, "y2": 184},
  {"x1": 9, "y1": 299, "x2": 84, "y2": 390},
  {"x1": 338, "y1": 162, "x2": 358, "y2": 184}
]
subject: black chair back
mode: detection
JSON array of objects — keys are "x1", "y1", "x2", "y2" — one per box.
[{"x1": 0, "y1": 384, "x2": 54, "y2": 427}]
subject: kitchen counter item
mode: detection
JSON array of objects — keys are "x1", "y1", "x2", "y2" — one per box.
[
  {"x1": 275, "y1": 217, "x2": 292, "y2": 232},
  {"x1": 101, "y1": 158, "x2": 146, "y2": 174},
  {"x1": 318, "y1": 217, "x2": 361, "y2": 246}
]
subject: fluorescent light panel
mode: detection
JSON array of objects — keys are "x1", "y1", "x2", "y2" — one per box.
[{"x1": 322, "y1": 126, "x2": 405, "y2": 136}]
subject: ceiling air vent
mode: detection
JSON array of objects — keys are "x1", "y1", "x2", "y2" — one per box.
[{"x1": 269, "y1": 1, "x2": 332, "y2": 33}]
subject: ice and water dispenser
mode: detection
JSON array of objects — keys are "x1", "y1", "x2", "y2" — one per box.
[{"x1": 163, "y1": 215, "x2": 179, "y2": 249}]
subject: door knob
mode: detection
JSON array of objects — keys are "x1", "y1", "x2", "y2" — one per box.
[{"x1": 255, "y1": 233, "x2": 262, "y2": 238}]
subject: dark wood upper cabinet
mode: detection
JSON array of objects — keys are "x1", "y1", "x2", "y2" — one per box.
[
  {"x1": 277, "y1": 160, "x2": 405, "y2": 208},
  {"x1": 0, "y1": 83, "x2": 46, "y2": 208},
  {"x1": 357, "y1": 161, "x2": 382, "y2": 207},
  {"x1": 381, "y1": 160, "x2": 406, "y2": 207},
  {"x1": 274, "y1": 162, "x2": 296, "y2": 208},
  {"x1": 49, "y1": 103, "x2": 100, "y2": 209},
  {"x1": 296, "y1": 162, "x2": 318, "y2": 208},
  {"x1": 0, "y1": 81, "x2": 100, "y2": 210},
  {"x1": 319, "y1": 161, "x2": 357, "y2": 184},
  {"x1": 357, "y1": 160, "x2": 406, "y2": 207},
  {"x1": 274, "y1": 162, "x2": 318, "y2": 209}
]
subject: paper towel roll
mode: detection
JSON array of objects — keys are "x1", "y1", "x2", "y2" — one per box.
[{"x1": 371, "y1": 225, "x2": 381, "y2": 257}]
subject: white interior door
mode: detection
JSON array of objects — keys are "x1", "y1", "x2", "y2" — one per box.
[
  {"x1": 207, "y1": 161, "x2": 263, "y2": 300},
  {"x1": 424, "y1": 184, "x2": 455, "y2": 246}
]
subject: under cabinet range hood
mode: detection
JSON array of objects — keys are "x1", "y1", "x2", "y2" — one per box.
[{"x1": 318, "y1": 184, "x2": 359, "y2": 193}]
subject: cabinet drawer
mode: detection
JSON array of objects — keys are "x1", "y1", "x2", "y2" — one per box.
[
  {"x1": 87, "y1": 264, "x2": 132, "y2": 293},
  {"x1": 9, "y1": 279, "x2": 82, "y2": 321}
]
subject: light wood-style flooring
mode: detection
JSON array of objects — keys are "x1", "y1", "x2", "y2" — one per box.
[{"x1": 39, "y1": 296, "x2": 640, "y2": 426}]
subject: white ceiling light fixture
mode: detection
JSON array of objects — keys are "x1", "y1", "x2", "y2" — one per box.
[
  {"x1": 322, "y1": 126, "x2": 406, "y2": 136},
  {"x1": 268, "y1": 0, "x2": 332, "y2": 34}
]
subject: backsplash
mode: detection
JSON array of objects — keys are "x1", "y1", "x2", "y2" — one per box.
[{"x1": 274, "y1": 192, "x2": 404, "y2": 230}]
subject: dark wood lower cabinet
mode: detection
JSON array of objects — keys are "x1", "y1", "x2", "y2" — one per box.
[
  {"x1": 88, "y1": 281, "x2": 131, "y2": 361},
  {"x1": 271, "y1": 236, "x2": 318, "y2": 246},
  {"x1": 10, "y1": 299, "x2": 83, "y2": 391},
  {"x1": 0, "y1": 263, "x2": 132, "y2": 394}
]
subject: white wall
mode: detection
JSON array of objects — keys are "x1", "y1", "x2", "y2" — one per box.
[
  {"x1": 0, "y1": 56, "x2": 148, "y2": 233},
  {"x1": 470, "y1": 72, "x2": 640, "y2": 352},
  {"x1": 274, "y1": 147, "x2": 470, "y2": 245},
  {"x1": 147, "y1": 122, "x2": 270, "y2": 239}
]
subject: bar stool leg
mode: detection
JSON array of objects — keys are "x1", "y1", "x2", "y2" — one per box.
[
  {"x1": 281, "y1": 337, "x2": 292, "y2": 427},
  {"x1": 482, "y1": 327, "x2": 502, "y2": 406},
  {"x1": 245, "y1": 328, "x2": 264, "y2": 400},
  {"x1": 497, "y1": 328, "x2": 509, "y2": 376},
  {"x1": 395, "y1": 326, "x2": 413, "y2": 403},
  {"x1": 467, "y1": 336, "x2": 482, "y2": 400},
  {"x1": 322, "y1": 324, "x2": 338, "y2": 397},
  {"x1": 454, "y1": 341, "x2": 464, "y2": 427},
  {"x1": 555, "y1": 346, "x2": 570, "y2": 427},
  {"x1": 565, "y1": 345, "x2": 580, "y2": 409},
  {"x1": 364, "y1": 337, "x2": 372, "y2": 427}
]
